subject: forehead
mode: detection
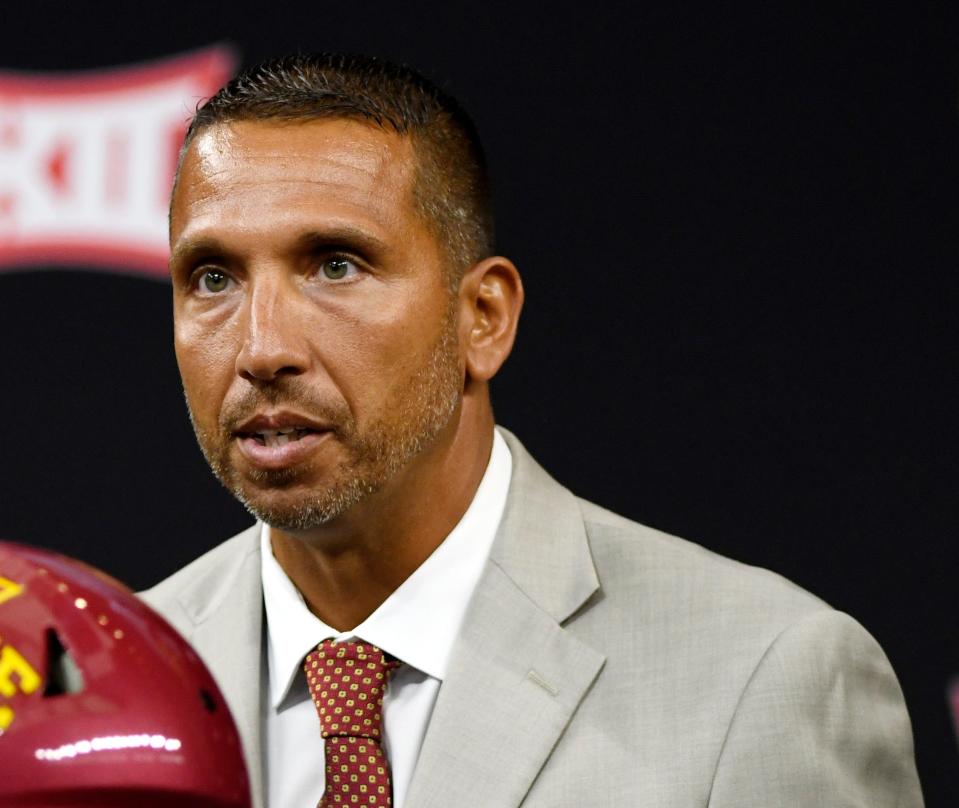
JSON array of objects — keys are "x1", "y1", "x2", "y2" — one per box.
[{"x1": 170, "y1": 118, "x2": 420, "y2": 247}]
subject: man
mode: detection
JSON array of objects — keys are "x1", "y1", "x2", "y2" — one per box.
[{"x1": 143, "y1": 54, "x2": 923, "y2": 807}]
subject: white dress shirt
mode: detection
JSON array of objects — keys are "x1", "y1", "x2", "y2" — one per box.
[{"x1": 261, "y1": 429, "x2": 512, "y2": 808}]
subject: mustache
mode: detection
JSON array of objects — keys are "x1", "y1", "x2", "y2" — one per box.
[{"x1": 218, "y1": 379, "x2": 353, "y2": 433}]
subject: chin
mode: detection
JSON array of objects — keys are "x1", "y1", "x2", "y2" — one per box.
[{"x1": 233, "y1": 473, "x2": 381, "y2": 532}]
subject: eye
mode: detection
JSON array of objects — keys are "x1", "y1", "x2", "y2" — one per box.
[
  {"x1": 320, "y1": 257, "x2": 359, "y2": 281},
  {"x1": 197, "y1": 268, "x2": 231, "y2": 295}
]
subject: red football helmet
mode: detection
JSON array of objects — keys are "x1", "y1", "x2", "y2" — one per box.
[{"x1": 0, "y1": 541, "x2": 251, "y2": 807}]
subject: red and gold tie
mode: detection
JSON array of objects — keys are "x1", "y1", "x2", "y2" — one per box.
[{"x1": 304, "y1": 640, "x2": 400, "y2": 807}]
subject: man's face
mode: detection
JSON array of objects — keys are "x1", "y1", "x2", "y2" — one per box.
[{"x1": 169, "y1": 119, "x2": 463, "y2": 530}]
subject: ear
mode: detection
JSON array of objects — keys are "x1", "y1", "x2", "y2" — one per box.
[{"x1": 458, "y1": 256, "x2": 524, "y2": 383}]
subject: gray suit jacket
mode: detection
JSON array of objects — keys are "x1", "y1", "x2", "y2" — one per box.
[{"x1": 141, "y1": 429, "x2": 923, "y2": 807}]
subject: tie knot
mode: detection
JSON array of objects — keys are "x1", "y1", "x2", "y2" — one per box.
[{"x1": 304, "y1": 640, "x2": 399, "y2": 740}]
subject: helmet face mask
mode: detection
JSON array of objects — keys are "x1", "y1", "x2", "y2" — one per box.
[{"x1": 0, "y1": 542, "x2": 252, "y2": 808}]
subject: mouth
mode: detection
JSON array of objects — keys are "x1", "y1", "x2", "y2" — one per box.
[
  {"x1": 232, "y1": 412, "x2": 333, "y2": 470},
  {"x1": 244, "y1": 426, "x2": 317, "y2": 448}
]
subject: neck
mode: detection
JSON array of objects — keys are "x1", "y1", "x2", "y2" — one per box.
[{"x1": 269, "y1": 391, "x2": 495, "y2": 630}]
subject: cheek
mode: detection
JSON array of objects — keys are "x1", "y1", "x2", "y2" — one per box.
[
  {"x1": 314, "y1": 290, "x2": 433, "y2": 394},
  {"x1": 351, "y1": 300, "x2": 453, "y2": 400},
  {"x1": 174, "y1": 319, "x2": 237, "y2": 418}
]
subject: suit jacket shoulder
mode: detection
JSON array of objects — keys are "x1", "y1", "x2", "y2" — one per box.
[
  {"x1": 575, "y1": 494, "x2": 830, "y2": 647},
  {"x1": 139, "y1": 523, "x2": 266, "y2": 807},
  {"x1": 140, "y1": 523, "x2": 261, "y2": 637}
]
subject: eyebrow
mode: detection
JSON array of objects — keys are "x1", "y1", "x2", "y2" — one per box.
[
  {"x1": 170, "y1": 224, "x2": 391, "y2": 268},
  {"x1": 292, "y1": 226, "x2": 390, "y2": 258}
]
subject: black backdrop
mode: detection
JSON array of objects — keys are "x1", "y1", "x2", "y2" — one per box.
[{"x1": 0, "y1": 3, "x2": 955, "y2": 802}]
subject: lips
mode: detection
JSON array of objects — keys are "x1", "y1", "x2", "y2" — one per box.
[{"x1": 233, "y1": 412, "x2": 332, "y2": 470}]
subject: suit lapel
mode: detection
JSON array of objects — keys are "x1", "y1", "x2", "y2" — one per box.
[
  {"x1": 176, "y1": 525, "x2": 266, "y2": 808},
  {"x1": 405, "y1": 429, "x2": 606, "y2": 807}
]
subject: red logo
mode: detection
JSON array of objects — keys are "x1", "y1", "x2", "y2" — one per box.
[{"x1": 0, "y1": 47, "x2": 236, "y2": 279}]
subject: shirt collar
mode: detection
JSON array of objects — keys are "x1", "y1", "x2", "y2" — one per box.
[{"x1": 262, "y1": 429, "x2": 512, "y2": 709}]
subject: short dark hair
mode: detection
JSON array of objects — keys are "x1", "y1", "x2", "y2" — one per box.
[{"x1": 178, "y1": 53, "x2": 494, "y2": 281}]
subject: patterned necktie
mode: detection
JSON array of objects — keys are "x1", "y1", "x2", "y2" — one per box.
[{"x1": 304, "y1": 639, "x2": 401, "y2": 807}]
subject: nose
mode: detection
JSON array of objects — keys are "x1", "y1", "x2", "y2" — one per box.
[{"x1": 235, "y1": 274, "x2": 309, "y2": 382}]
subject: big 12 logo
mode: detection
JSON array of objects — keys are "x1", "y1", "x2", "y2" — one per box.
[{"x1": 0, "y1": 46, "x2": 236, "y2": 278}]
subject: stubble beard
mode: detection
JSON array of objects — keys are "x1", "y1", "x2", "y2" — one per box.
[{"x1": 186, "y1": 304, "x2": 463, "y2": 531}]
